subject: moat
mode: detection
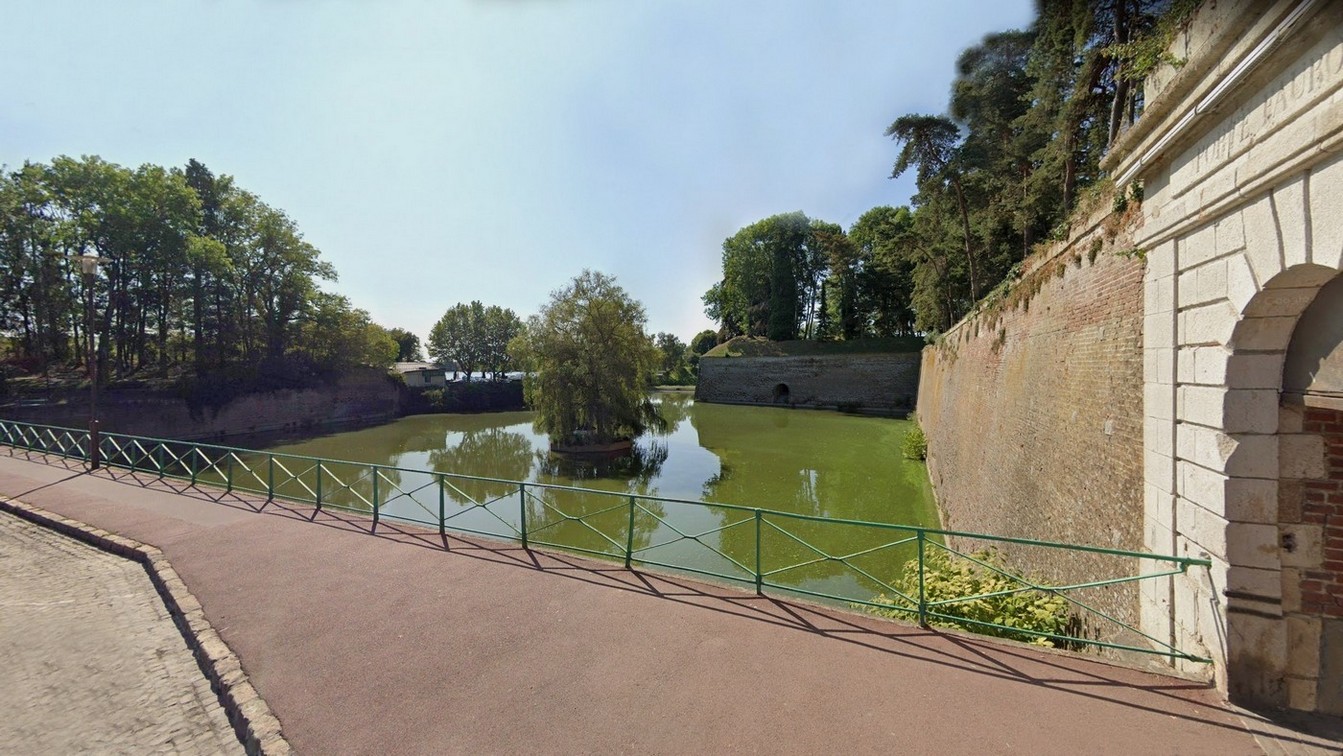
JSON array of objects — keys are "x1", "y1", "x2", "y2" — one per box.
[{"x1": 251, "y1": 392, "x2": 939, "y2": 596}]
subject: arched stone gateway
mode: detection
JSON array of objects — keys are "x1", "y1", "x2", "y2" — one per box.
[
  {"x1": 1104, "y1": 0, "x2": 1343, "y2": 713},
  {"x1": 1223, "y1": 265, "x2": 1343, "y2": 711}
]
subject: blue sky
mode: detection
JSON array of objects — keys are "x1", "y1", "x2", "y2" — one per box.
[{"x1": 2, "y1": 0, "x2": 1034, "y2": 343}]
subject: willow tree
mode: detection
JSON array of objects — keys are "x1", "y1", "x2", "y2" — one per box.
[{"x1": 509, "y1": 270, "x2": 661, "y2": 449}]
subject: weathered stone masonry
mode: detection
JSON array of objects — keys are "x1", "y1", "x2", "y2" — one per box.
[
  {"x1": 697, "y1": 353, "x2": 920, "y2": 413},
  {"x1": 3, "y1": 369, "x2": 401, "y2": 441},
  {"x1": 1111, "y1": 0, "x2": 1343, "y2": 713}
]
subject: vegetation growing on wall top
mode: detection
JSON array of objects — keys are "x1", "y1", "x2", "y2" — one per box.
[{"x1": 701, "y1": 1, "x2": 1183, "y2": 340}]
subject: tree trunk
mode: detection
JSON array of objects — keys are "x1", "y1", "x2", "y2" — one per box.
[
  {"x1": 1107, "y1": 0, "x2": 1132, "y2": 146},
  {"x1": 950, "y1": 176, "x2": 980, "y2": 302}
]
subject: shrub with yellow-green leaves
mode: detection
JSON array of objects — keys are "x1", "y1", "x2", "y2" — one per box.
[{"x1": 867, "y1": 548, "x2": 1072, "y2": 647}]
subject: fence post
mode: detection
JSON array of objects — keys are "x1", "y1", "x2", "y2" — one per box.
[
  {"x1": 226, "y1": 455, "x2": 234, "y2": 494},
  {"x1": 519, "y1": 483, "x2": 528, "y2": 549},
  {"x1": 87, "y1": 423, "x2": 101, "y2": 470},
  {"x1": 917, "y1": 530, "x2": 928, "y2": 627},
  {"x1": 156, "y1": 445, "x2": 164, "y2": 480},
  {"x1": 371, "y1": 466, "x2": 380, "y2": 533},
  {"x1": 624, "y1": 496, "x2": 637, "y2": 569},
  {"x1": 754, "y1": 509, "x2": 763, "y2": 596},
  {"x1": 315, "y1": 460, "x2": 324, "y2": 511},
  {"x1": 438, "y1": 474, "x2": 446, "y2": 537},
  {"x1": 189, "y1": 447, "x2": 198, "y2": 487},
  {"x1": 266, "y1": 455, "x2": 275, "y2": 501}
]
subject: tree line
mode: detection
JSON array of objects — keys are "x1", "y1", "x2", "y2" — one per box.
[
  {"x1": 0, "y1": 156, "x2": 397, "y2": 389},
  {"x1": 704, "y1": 0, "x2": 1191, "y2": 337}
]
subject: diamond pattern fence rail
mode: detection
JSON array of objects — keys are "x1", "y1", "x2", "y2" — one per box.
[{"x1": 0, "y1": 418, "x2": 1213, "y2": 662}]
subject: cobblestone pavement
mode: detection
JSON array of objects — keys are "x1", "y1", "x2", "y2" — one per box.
[{"x1": 0, "y1": 511, "x2": 242, "y2": 755}]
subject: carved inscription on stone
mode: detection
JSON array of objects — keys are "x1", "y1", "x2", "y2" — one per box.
[{"x1": 1170, "y1": 26, "x2": 1343, "y2": 195}]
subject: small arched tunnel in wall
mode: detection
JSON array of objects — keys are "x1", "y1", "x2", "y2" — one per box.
[
  {"x1": 773, "y1": 383, "x2": 790, "y2": 403},
  {"x1": 1225, "y1": 263, "x2": 1343, "y2": 715}
]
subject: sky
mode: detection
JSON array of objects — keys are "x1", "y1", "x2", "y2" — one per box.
[{"x1": 1, "y1": 0, "x2": 1035, "y2": 344}]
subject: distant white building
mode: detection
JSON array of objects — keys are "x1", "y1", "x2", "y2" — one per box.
[{"x1": 392, "y1": 361, "x2": 455, "y2": 388}]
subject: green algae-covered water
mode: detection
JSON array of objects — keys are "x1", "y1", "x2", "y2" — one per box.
[{"x1": 255, "y1": 392, "x2": 938, "y2": 600}]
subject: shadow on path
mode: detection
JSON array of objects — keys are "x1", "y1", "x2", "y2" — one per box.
[{"x1": 4, "y1": 447, "x2": 1339, "y2": 752}]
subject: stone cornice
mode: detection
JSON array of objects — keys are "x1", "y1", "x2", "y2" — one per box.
[{"x1": 1104, "y1": 0, "x2": 1323, "y2": 186}]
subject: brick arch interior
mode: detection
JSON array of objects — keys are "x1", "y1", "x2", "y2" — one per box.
[
  {"x1": 1223, "y1": 263, "x2": 1342, "y2": 713},
  {"x1": 1278, "y1": 269, "x2": 1343, "y2": 715}
]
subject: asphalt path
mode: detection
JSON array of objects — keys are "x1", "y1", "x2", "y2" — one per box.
[{"x1": 0, "y1": 451, "x2": 1331, "y2": 755}]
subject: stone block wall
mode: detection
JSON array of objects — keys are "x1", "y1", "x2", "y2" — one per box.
[
  {"x1": 696, "y1": 353, "x2": 920, "y2": 413},
  {"x1": 1106, "y1": 0, "x2": 1343, "y2": 704},
  {"x1": 917, "y1": 208, "x2": 1147, "y2": 629}
]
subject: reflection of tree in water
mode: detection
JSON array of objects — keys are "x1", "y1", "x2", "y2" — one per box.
[
  {"x1": 262, "y1": 444, "x2": 405, "y2": 514},
  {"x1": 427, "y1": 427, "x2": 535, "y2": 504},
  {"x1": 698, "y1": 438, "x2": 899, "y2": 591},
  {"x1": 527, "y1": 441, "x2": 669, "y2": 556},
  {"x1": 535, "y1": 440, "x2": 668, "y2": 486},
  {"x1": 647, "y1": 392, "x2": 692, "y2": 435}
]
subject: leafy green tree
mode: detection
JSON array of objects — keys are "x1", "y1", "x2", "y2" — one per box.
[
  {"x1": 509, "y1": 270, "x2": 661, "y2": 446},
  {"x1": 871, "y1": 2, "x2": 1178, "y2": 334},
  {"x1": 428, "y1": 301, "x2": 484, "y2": 379},
  {"x1": 703, "y1": 211, "x2": 817, "y2": 340},
  {"x1": 303, "y1": 293, "x2": 397, "y2": 371},
  {"x1": 847, "y1": 206, "x2": 913, "y2": 337},
  {"x1": 811, "y1": 220, "x2": 866, "y2": 339},
  {"x1": 689, "y1": 330, "x2": 718, "y2": 356},
  {"x1": 686, "y1": 329, "x2": 718, "y2": 375},
  {"x1": 653, "y1": 331, "x2": 693, "y2": 383},
  {"x1": 427, "y1": 301, "x2": 521, "y2": 380},
  {"x1": 480, "y1": 305, "x2": 522, "y2": 380},
  {"x1": 388, "y1": 327, "x2": 424, "y2": 362},
  {"x1": 886, "y1": 114, "x2": 980, "y2": 303},
  {"x1": 0, "y1": 154, "x2": 363, "y2": 388}
]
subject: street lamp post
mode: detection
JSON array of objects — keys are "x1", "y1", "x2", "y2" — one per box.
[{"x1": 79, "y1": 252, "x2": 101, "y2": 470}]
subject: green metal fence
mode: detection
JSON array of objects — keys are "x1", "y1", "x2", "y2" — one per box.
[{"x1": 0, "y1": 418, "x2": 1212, "y2": 662}]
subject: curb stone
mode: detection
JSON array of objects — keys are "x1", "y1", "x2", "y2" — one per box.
[{"x1": 0, "y1": 495, "x2": 293, "y2": 756}]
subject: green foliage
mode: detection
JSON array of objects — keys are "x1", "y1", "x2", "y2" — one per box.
[
  {"x1": 302, "y1": 293, "x2": 397, "y2": 372},
  {"x1": 0, "y1": 155, "x2": 382, "y2": 386},
  {"x1": 1116, "y1": 246, "x2": 1147, "y2": 262},
  {"x1": 1104, "y1": 0, "x2": 1199, "y2": 83},
  {"x1": 702, "y1": 335, "x2": 926, "y2": 358},
  {"x1": 689, "y1": 330, "x2": 719, "y2": 356},
  {"x1": 509, "y1": 270, "x2": 662, "y2": 445},
  {"x1": 901, "y1": 423, "x2": 927, "y2": 460},
  {"x1": 704, "y1": 207, "x2": 920, "y2": 343},
  {"x1": 388, "y1": 328, "x2": 424, "y2": 362},
  {"x1": 412, "y1": 382, "x2": 524, "y2": 414},
  {"x1": 653, "y1": 332, "x2": 697, "y2": 385},
  {"x1": 703, "y1": 211, "x2": 815, "y2": 340},
  {"x1": 427, "y1": 301, "x2": 522, "y2": 380},
  {"x1": 868, "y1": 548, "x2": 1072, "y2": 647},
  {"x1": 853, "y1": 2, "x2": 1182, "y2": 335}
]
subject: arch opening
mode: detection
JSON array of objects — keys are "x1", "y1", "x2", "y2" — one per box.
[{"x1": 1223, "y1": 264, "x2": 1343, "y2": 714}]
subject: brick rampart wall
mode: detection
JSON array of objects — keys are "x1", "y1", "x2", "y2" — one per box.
[
  {"x1": 917, "y1": 210, "x2": 1147, "y2": 627},
  {"x1": 696, "y1": 353, "x2": 920, "y2": 413},
  {"x1": 1, "y1": 369, "x2": 402, "y2": 441}
]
